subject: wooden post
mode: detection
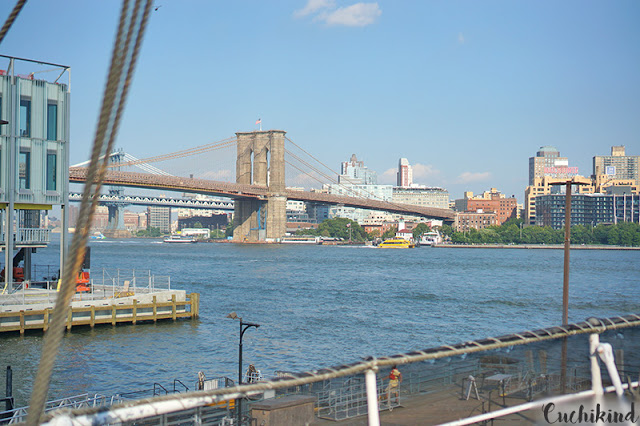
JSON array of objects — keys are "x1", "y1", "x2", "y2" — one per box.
[
  {"x1": 90, "y1": 306, "x2": 96, "y2": 328},
  {"x1": 67, "y1": 309, "x2": 72, "y2": 330},
  {"x1": 19, "y1": 311, "x2": 24, "y2": 335},
  {"x1": 152, "y1": 296, "x2": 157, "y2": 322},
  {"x1": 132, "y1": 300, "x2": 137, "y2": 325},
  {"x1": 43, "y1": 309, "x2": 50, "y2": 332},
  {"x1": 171, "y1": 294, "x2": 177, "y2": 321},
  {"x1": 111, "y1": 305, "x2": 116, "y2": 326},
  {"x1": 191, "y1": 293, "x2": 199, "y2": 319}
]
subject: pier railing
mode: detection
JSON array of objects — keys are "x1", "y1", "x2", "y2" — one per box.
[
  {"x1": 38, "y1": 314, "x2": 640, "y2": 426},
  {"x1": 0, "y1": 269, "x2": 171, "y2": 306}
]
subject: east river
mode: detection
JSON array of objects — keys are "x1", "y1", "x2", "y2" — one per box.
[{"x1": 1, "y1": 237, "x2": 639, "y2": 406}]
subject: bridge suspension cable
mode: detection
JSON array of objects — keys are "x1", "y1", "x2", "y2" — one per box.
[
  {"x1": 102, "y1": 136, "x2": 237, "y2": 169},
  {"x1": 285, "y1": 136, "x2": 423, "y2": 215}
]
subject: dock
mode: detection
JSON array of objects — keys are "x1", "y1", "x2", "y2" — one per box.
[{"x1": 0, "y1": 270, "x2": 200, "y2": 334}]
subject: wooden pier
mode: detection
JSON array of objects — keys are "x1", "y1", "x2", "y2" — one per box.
[{"x1": 0, "y1": 292, "x2": 200, "y2": 334}]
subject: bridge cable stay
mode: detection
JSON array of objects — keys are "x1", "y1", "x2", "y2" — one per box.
[
  {"x1": 285, "y1": 137, "x2": 416, "y2": 214},
  {"x1": 121, "y1": 152, "x2": 173, "y2": 176},
  {"x1": 284, "y1": 159, "x2": 330, "y2": 188},
  {"x1": 26, "y1": 1, "x2": 154, "y2": 424},
  {"x1": 104, "y1": 137, "x2": 237, "y2": 170}
]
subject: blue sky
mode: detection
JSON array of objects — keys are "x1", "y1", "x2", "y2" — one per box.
[{"x1": 1, "y1": 0, "x2": 639, "y2": 202}]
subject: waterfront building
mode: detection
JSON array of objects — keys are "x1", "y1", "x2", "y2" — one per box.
[
  {"x1": 177, "y1": 213, "x2": 228, "y2": 233},
  {"x1": 305, "y1": 202, "x2": 329, "y2": 223},
  {"x1": 536, "y1": 192, "x2": 639, "y2": 229},
  {"x1": 326, "y1": 183, "x2": 392, "y2": 223},
  {"x1": 453, "y1": 210, "x2": 498, "y2": 232},
  {"x1": 454, "y1": 188, "x2": 517, "y2": 225},
  {"x1": 148, "y1": 206, "x2": 171, "y2": 233},
  {"x1": 593, "y1": 146, "x2": 640, "y2": 191},
  {"x1": 392, "y1": 186, "x2": 449, "y2": 210},
  {"x1": 397, "y1": 158, "x2": 413, "y2": 187},
  {"x1": 524, "y1": 176, "x2": 593, "y2": 226},
  {"x1": 528, "y1": 146, "x2": 578, "y2": 185},
  {"x1": 338, "y1": 154, "x2": 377, "y2": 185},
  {"x1": 0, "y1": 57, "x2": 70, "y2": 288}
]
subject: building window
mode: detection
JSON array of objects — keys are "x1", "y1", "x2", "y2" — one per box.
[
  {"x1": 47, "y1": 103, "x2": 57, "y2": 141},
  {"x1": 19, "y1": 151, "x2": 30, "y2": 189},
  {"x1": 20, "y1": 99, "x2": 30, "y2": 137},
  {"x1": 46, "y1": 152, "x2": 57, "y2": 191}
]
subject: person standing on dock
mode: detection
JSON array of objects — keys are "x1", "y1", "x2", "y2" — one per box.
[{"x1": 386, "y1": 365, "x2": 402, "y2": 409}]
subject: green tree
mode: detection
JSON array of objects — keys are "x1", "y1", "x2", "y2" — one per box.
[
  {"x1": 382, "y1": 226, "x2": 397, "y2": 240},
  {"x1": 412, "y1": 223, "x2": 431, "y2": 239}
]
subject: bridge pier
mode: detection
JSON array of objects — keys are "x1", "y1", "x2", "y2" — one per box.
[{"x1": 233, "y1": 130, "x2": 286, "y2": 242}]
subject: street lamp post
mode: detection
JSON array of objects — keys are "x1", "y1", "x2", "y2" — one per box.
[{"x1": 226, "y1": 312, "x2": 260, "y2": 426}]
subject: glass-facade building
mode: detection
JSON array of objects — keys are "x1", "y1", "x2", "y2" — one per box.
[{"x1": 536, "y1": 193, "x2": 639, "y2": 229}]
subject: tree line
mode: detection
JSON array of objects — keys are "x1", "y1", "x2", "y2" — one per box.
[
  {"x1": 295, "y1": 217, "x2": 640, "y2": 246},
  {"x1": 440, "y1": 218, "x2": 640, "y2": 247}
]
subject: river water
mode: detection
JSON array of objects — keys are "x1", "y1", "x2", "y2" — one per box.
[{"x1": 1, "y1": 237, "x2": 639, "y2": 406}]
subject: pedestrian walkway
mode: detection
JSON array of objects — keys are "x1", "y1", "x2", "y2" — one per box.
[{"x1": 312, "y1": 385, "x2": 537, "y2": 425}]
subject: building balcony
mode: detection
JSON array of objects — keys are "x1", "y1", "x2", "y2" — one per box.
[{"x1": 0, "y1": 228, "x2": 51, "y2": 246}]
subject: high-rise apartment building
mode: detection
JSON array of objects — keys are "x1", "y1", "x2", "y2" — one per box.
[
  {"x1": 397, "y1": 158, "x2": 413, "y2": 187},
  {"x1": 528, "y1": 146, "x2": 578, "y2": 185},
  {"x1": 593, "y1": 146, "x2": 639, "y2": 185},
  {"x1": 524, "y1": 176, "x2": 593, "y2": 226},
  {"x1": 338, "y1": 154, "x2": 377, "y2": 185},
  {"x1": 392, "y1": 187, "x2": 449, "y2": 210},
  {"x1": 148, "y1": 206, "x2": 171, "y2": 233}
]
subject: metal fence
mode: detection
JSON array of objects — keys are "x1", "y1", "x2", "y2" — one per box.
[
  {"x1": 29, "y1": 314, "x2": 640, "y2": 425},
  {"x1": 0, "y1": 269, "x2": 172, "y2": 306}
]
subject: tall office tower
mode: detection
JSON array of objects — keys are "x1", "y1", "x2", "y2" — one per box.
[
  {"x1": 397, "y1": 158, "x2": 413, "y2": 187},
  {"x1": 338, "y1": 154, "x2": 377, "y2": 185},
  {"x1": 593, "y1": 146, "x2": 639, "y2": 183},
  {"x1": 528, "y1": 146, "x2": 577, "y2": 185}
]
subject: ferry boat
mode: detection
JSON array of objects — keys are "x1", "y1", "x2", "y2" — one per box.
[
  {"x1": 419, "y1": 230, "x2": 442, "y2": 246},
  {"x1": 378, "y1": 238, "x2": 415, "y2": 249},
  {"x1": 163, "y1": 235, "x2": 197, "y2": 244}
]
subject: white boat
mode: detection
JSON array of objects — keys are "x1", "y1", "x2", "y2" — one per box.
[
  {"x1": 90, "y1": 232, "x2": 105, "y2": 240},
  {"x1": 419, "y1": 230, "x2": 442, "y2": 246},
  {"x1": 163, "y1": 235, "x2": 197, "y2": 243}
]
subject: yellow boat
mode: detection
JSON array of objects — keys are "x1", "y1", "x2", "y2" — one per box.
[{"x1": 378, "y1": 238, "x2": 415, "y2": 248}]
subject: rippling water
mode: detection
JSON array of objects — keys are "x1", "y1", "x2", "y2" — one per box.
[{"x1": 1, "y1": 237, "x2": 639, "y2": 406}]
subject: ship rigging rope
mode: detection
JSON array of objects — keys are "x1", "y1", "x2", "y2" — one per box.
[
  {"x1": 26, "y1": 1, "x2": 154, "y2": 424},
  {"x1": 0, "y1": 0, "x2": 27, "y2": 45},
  {"x1": 105, "y1": 137, "x2": 237, "y2": 169},
  {"x1": 42, "y1": 314, "x2": 640, "y2": 425}
]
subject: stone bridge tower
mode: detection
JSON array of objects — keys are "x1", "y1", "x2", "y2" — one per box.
[{"x1": 233, "y1": 130, "x2": 287, "y2": 242}]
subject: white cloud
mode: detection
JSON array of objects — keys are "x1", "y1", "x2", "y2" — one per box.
[
  {"x1": 294, "y1": 0, "x2": 335, "y2": 19},
  {"x1": 412, "y1": 163, "x2": 440, "y2": 179},
  {"x1": 295, "y1": 2, "x2": 381, "y2": 27},
  {"x1": 323, "y1": 3, "x2": 382, "y2": 27},
  {"x1": 458, "y1": 32, "x2": 465, "y2": 44},
  {"x1": 456, "y1": 171, "x2": 492, "y2": 184},
  {"x1": 380, "y1": 168, "x2": 397, "y2": 184}
]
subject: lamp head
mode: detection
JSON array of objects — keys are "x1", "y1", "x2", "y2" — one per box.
[{"x1": 226, "y1": 311, "x2": 238, "y2": 320}]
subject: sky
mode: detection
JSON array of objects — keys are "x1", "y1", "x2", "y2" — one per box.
[{"x1": 1, "y1": 0, "x2": 639, "y2": 202}]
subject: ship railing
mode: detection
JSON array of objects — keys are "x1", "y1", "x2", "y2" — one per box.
[
  {"x1": 41, "y1": 314, "x2": 640, "y2": 426},
  {"x1": 0, "y1": 228, "x2": 51, "y2": 245}
]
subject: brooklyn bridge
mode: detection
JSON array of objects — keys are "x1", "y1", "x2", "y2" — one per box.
[{"x1": 69, "y1": 130, "x2": 454, "y2": 242}]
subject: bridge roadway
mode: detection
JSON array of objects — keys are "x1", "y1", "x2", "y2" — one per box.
[
  {"x1": 69, "y1": 168, "x2": 455, "y2": 220},
  {"x1": 68, "y1": 192, "x2": 234, "y2": 210}
]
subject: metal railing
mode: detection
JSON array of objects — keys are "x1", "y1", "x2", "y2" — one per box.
[
  {"x1": 0, "y1": 394, "x2": 111, "y2": 424},
  {"x1": 39, "y1": 314, "x2": 640, "y2": 426},
  {"x1": 0, "y1": 228, "x2": 51, "y2": 245}
]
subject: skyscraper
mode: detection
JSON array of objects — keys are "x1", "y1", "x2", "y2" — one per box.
[
  {"x1": 397, "y1": 158, "x2": 413, "y2": 187},
  {"x1": 593, "y1": 146, "x2": 639, "y2": 183},
  {"x1": 338, "y1": 154, "x2": 377, "y2": 185},
  {"x1": 528, "y1": 146, "x2": 578, "y2": 185}
]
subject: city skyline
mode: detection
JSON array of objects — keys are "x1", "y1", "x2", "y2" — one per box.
[{"x1": 1, "y1": 1, "x2": 638, "y2": 200}]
